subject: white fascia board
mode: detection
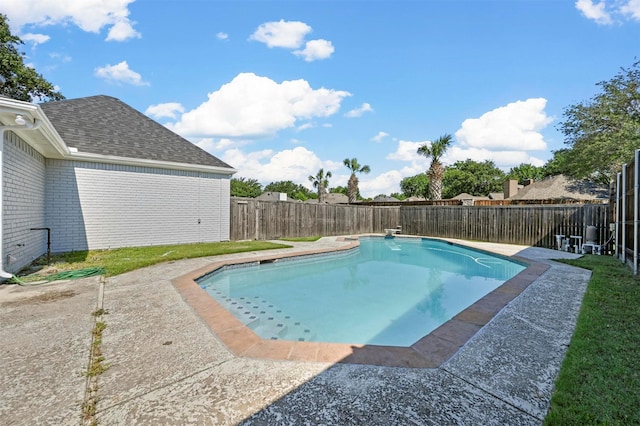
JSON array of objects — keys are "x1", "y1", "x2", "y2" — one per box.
[
  {"x1": 0, "y1": 98, "x2": 71, "y2": 156},
  {"x1": 67, "y1": 150, "x2": 237, "y2": 175}
]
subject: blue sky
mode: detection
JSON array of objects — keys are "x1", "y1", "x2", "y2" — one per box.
[{"x1": 4, "y1": 0, "x2": 640, "y2": 197}]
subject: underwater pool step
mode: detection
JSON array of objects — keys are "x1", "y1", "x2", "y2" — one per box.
[
  {"x1": 250, "y1": 320, "x2": 289, "y2": 340},
  {"x1": 203, "y1": 289, "x2": 317, "y2": 341}
]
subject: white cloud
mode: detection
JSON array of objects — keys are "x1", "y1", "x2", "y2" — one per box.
[
  {"x1": 217, "y1": 32, "x2": 229, "y2": 40},
  {"x1": 621, "y1": 0, "x2": 640, "y2": 20},
  {"x1": 371, "y1": 131, "x2": 389, "y2": 143},
  {"x1": 194, "y1": 137, "x2": 243, "y2": 152},
  {"x1": 21, "y1": 33, "x2": 50, "y2": 46},
  {"x1": 575, "y1": 0, "x2": 640, "y2": 23},
  {"x1": 293, "y1": 39, "x2": 335, "y2": 61},
  {"x1": 455, "y1": 98, "x2": 551, "y2": 151},
  {"x1": 575, "y1": 0, "x2": 613, "y2": 24},
  {"x1": 345, "y1": 103, "x2": 373, "y2": 118},
  {"x1": 145, "y1": 102, "x2": 185, "y2": 119},
  {"x1": 221, "y1": 146, "x2": 327, "y2": 186},
  {"x1": 106, "y1": 19, "x2": 141, "y2": 41},
  {"x1": 3, "y1": 0, "x2": 141, "y2": 41},
  {"x1": 49, "y1": 52, "x2": 71, "y2": 62},
  {"x1": 297, "y1": 122, "x2": 315, "y2": 131},
  {"x1": 249, "y1": 20, "x2": 311, "y2": 48},
  {"x1": 445, "y1": 146, "x2": 546, "y2": 169},
  {"x1": 360, "y1": 170, "x2": 404, "y2": 197},
  {"x1": 387, "y1": 140, "x2": 428, "y2": 162},
  {"x1": 95, "y1": 61, "x2": 149, "y2": 86},
  {"x1": 169, "y1": 72, "x2": 351, "y2": 138},
  {"x1": 250, "y1": 20, "x2": 334, "y2": 61}
]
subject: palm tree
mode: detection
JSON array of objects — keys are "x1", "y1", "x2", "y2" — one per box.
[
  {"x1": 343, "y1": 158, "x2": 371, "y2": 203},
  {"x1": 417, "y1": 134, "x2": 453, "y2": 200},
  {"x1": 309, "y1": 168, "x2": 332, "y2": 203}
]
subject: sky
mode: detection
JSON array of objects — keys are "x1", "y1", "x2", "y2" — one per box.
[{"x1": 3, "y1": 0, "x2": 640, "y2": 197}]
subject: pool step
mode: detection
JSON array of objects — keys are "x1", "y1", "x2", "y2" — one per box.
[{"x1": 204, "y1": 289, "x2": 317, "y2": 342}]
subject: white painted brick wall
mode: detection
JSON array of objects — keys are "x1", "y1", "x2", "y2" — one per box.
[
  {"x1": 46, "y1": 160, "x2": 231, "y2": 252},
  {"x1": 2, "y1": 131, "x2": 47, "y2": 273}
]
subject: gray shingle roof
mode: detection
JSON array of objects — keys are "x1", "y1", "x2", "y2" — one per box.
[
  {"x1": 509, "y1": 175, "x2": 609, "y2": 200},
  {"x1": 40, "y1": 95, "x2": 233, "y2": 169}
]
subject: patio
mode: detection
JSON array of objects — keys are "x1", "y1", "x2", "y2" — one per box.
[{"x1": 0, "y1": 237, "x2": 588, "y2": 425}]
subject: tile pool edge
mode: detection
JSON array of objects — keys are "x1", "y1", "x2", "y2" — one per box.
[{"x1": 171, "y1": 238, "x2": 550, "y2": 368}]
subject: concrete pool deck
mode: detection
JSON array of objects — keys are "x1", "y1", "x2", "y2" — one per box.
[{"x1": 0, "y1": 236, "x2": 589, "y2": 425}]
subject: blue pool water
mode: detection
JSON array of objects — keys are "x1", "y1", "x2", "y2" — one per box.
[{"x1": 197, "y1": 237, "x2": 526, "y2": 346}]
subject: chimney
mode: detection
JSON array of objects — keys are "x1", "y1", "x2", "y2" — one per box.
[{"x1": 504, "y1": 179, "x2": 518, "y2": 199}]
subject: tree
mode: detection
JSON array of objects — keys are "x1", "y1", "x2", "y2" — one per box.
[
  {"x1": 0, "y1": 14, "x2": 64, "y2": 102},
  {"x1": 442, "y1": 159, "x2": 505, "y2": 199},
  {"x1": 400, "y1": 173, "x2": 430, "y2": 199},
  {"x1": 308, "y1": 168, "x2": 332, "y2": 203},
  {"x1": 417, "y1": 134, "x2": 453, "y2": 200},
  {"x1": 230, "y1": 177, "x2": 262, "y2": 198},
  {"x1": 507, "y1": 163, "x2": 546, "y2": 184},
  {"x1": 343, "y1": 157, "x2": 371, "y2": 203},
  {"x1": 542, "y1": 149, "x2": 573, "y2": 177},
  {"x1": 558, "y1": 60, "x2": 640, "y2": 183},
  {"x1": 330, "y1": 186, "x2": 348, "y2": 195},
  {"x1": 264, "y1": 180, "x2": 314, "y2": 201}
]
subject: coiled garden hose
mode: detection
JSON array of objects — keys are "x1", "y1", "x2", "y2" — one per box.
[{"x1": 7, "y1": 267, "x2": 105, "y2": 286}]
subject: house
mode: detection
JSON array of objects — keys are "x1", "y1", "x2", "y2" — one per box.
[
  {"x1": 371, "y1": 195, "x2": 399, "y2": 202},
  {"x1": 305, "y1": 193, "x2": 349, "y2": 204},
  {"x1": 505, "y1": 175, "x2": 609, "y2": 201},
  {"x1": 451, "y1": 192, "x2": 490, "y2": 205},
  {"x1": 256, "y1": 192, "x2": 288, "y2": 201},
  {"x1": 0, "y1": 95, "x2": 236, "y2": 278}
]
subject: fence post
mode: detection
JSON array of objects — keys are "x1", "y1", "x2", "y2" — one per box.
[
  {"x1": 622, "y1": 164, "x2": 628, "y2": 263},
  {"x1": 635, "y1": 150, "x2": 639, "y2": 274},
  {"x1": 616, "y1": 172, "x2": 621, "y2": 259},
  {"x1": 255, "y1": 202, "x2": 260, "y2": 241}
]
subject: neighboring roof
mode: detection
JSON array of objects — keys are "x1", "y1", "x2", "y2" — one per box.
[
  {"x1": 488, "y1": 192, "x2": 504, "y2": 200},
  {"x1": 40, "y1": 95, "x2": 233, "y2": 170},
  {"x1": 257, "y1": 192, "x2": 288, "y2": 201},
  {"x1": 306, "y1": 193, "x2": 349, "y2": 204},
  {"x1": 451, "y1": 192, "x2": 490, "y2": 200},
  {"x1": 508, "y1": 175, "x2": 609, "y2": 200},
  {"x1": 326, "y1": 193, "x2": 348, "y2": 203},
  {"x1": 372, "y1": 195, "x2": 399, "y2": 202}
]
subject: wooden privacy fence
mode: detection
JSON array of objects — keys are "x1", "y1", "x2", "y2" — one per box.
[
  {"x1": 231, "y1": 197, "x2": 611, "y2": 249},
  {"x1": 400, "y1": 204, "x2": 610, "y2": 248},
  {"x1": 614, "y1": 149, "x2": 639, "y2": 273},
  {"x1": 231, "y1": 198, "x2": 400, "y2": 241}
]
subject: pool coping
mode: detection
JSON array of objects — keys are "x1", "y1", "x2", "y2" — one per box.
[{"x1": 172, "y1": 236, "x2": 550, "y2": 368}]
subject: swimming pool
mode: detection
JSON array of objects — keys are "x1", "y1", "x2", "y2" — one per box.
[{"x1": 197, "y1": 237, "x2": 526, "y2": 347}]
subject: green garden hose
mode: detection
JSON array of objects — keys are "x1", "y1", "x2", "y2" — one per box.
[
  {"x1": 7, "y1": 267, "x2": 105, "y2": 286},
  {"x1": 45, "y1": 267, "x2": 105, "y2": 281}
]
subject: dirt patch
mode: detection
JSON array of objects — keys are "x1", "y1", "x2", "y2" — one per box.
[{"x1": 0, "y1": 289, "x2": 77, "y2": 307}]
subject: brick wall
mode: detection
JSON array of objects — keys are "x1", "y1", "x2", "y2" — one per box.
[
  {"x1": 2, "y1": 131, "x2": 47, "y2": 273},
  {"x1": 46, "y1": 160, "x2": 230, "y2": 253}
]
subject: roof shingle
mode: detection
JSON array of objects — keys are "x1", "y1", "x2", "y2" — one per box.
[{"x1": 40, "y1": 95, "x2": 233, "y2": 169}]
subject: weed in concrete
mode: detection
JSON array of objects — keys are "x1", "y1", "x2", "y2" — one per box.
[{"x1": 82, "y1": 306, "x2": 109, "y2": 425}]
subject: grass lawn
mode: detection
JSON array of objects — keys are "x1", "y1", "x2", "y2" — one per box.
[
  {"x1": 17, "y1": 240, "x2": 291, "y2": 280},
  {"x1": 545, "y1": 255, "x2": 640, "y2": 425},
  {"x1": 278, "y1": 236, "x2": 322, "y2": 242}
]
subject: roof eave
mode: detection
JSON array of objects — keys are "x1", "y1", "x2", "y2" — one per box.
[
  {"x1": 1, "y1": 97, "x2": 236, "y2": 174},
  {"x1": 67, "y1": 151, "x2": 237, "y2": 175},
  {"x1": 0, "y1": 98, "x2": 71, "y2": 157}
]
